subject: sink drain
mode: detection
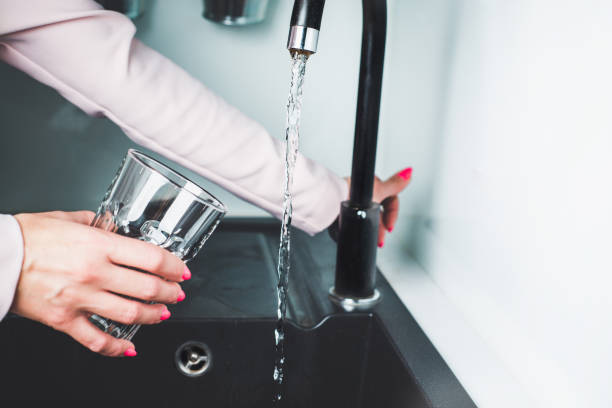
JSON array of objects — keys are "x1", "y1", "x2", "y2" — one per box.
[{"x1": 175, "y1": 341, "x2": 212, "y2": 377}]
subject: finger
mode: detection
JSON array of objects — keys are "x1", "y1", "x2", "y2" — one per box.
[
  {"x1": 102, "y1": 265, "x2": 183, "y2": 304},
  {"x1": 79, "y1": 290, "x2": 170, "y2": 326},
  {"x1": 67, "y1": 314, "x2": 136, "y2": 357},
  {"x1": 378, "y1": 213, "x2": 386, "y2": 248},
  {"x1": 43, "y1": 210, "x2": 96, "y2": 225},
  {"x1": 374, "y1": 168, "x2": 412, "y2": 202},
  {"x1": 104, "y1": 233, "x2": 187, "y2": 282},
  {"x1": 381, "y1": 196, "x2": 399, "y2": 232}
]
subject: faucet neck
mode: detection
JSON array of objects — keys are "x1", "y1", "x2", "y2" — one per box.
[{"x1": 349, "y1": 0, "x2": 387, "y2": 209}]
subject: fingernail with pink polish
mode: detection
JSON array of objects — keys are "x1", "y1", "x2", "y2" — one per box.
[
  {"x1": 124, "y1": 348, "x2": 137, "y2": 357},
  {"x1": 388, "y1": 226, "x2": 394, "y2": 233},
  {"x1": 182, "y1": 266, "x2": 191, "y2": 281},
  {"x1": 399, "y1": 167, "x2": 413, "y2": 181},
  {"x1": 378, "y1": 241, "x2": 384, "y2": 248},
  {"x1": 177, "y1": 290, "x2": 186, "y2": 302},
  {"x1": 160, "y1": 309, "x2": 171, "y2": 321}
]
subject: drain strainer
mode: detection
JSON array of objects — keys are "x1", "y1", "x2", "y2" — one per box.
[{"x1": 175, "y1": 341, "x2": 212, "y2": 377}]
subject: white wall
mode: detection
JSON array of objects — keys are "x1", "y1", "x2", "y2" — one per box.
[{"x1": 412, "y1": 1, "x2": 612, "y2": 407}]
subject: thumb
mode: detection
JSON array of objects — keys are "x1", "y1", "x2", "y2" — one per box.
[{"x1": 375, "y1": 167, "x2": 412, "y2": 201}]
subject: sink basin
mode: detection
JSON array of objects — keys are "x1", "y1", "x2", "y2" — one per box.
[
  {"x1": 0, "y1": 218, "x2": 475, "y2": 408},
  {"x1": 1, "y1": 315, "x2": 427, "y2": 407}
]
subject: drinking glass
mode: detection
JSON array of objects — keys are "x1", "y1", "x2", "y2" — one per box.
[{"x1": 89, "y1": 149, "x2": 226, "y2": 340}]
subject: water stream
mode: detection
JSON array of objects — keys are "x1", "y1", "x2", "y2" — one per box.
[{"x1": 273, "y1": 51, "x2": 308, "y2": 404}]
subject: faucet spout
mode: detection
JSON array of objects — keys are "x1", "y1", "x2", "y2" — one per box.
[{"x1": 287, "y1": 0, "x2": 325, "y2": 54}]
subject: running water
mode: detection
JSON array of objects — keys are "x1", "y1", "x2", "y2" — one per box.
[{"x1": 273, "y1": 51, "x2": 308, "y2": 405}]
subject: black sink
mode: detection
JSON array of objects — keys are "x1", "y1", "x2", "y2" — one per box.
[
  {"x1": 1, "y1": 315, "x2": 427, "y2": 407},
  {"x1": 0, "y1": 218, "x2": 476, "y2": 408}
]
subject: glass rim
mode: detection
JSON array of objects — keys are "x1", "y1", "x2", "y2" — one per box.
[{"x1": 127, "y1": 149, "x2": 226, "y2": 213}]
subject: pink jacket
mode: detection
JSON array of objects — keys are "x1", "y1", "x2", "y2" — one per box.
[{"x1": 0, "y1": 0, "x2": 348, "y2": 320}]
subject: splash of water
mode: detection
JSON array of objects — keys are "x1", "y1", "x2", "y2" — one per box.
[{"x1": 273, "y1": 51, "x2": 308, "y2": 405}]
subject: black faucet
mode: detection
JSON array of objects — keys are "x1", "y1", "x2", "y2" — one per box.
[{"x1": 287, "y1": 0, "x2": 387, "y2": 310}]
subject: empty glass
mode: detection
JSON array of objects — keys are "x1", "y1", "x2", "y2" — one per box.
[{"x1": 89, "y1": 149, "x2": 226, "y2": 340}]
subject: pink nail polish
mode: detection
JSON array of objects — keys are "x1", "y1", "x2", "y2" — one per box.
[
  {"x1": 399, "y1": 167, "x2": 412, "y2": 181},
  {"x1": 378, "y1": 241, "x2": 384, "y2": 248},
  {"x1": 124, "y1": 348, "x2": 137, "y2": 357},
  {"x1": 182, "y1": 266, "x2": 191, "y2": 281},
  {"x1": 388, "y1": 226, "x2": 394, "y2": 233},
  {"x1": 177, "y1": 290, "x2": 186, "y2": 302},
  {"x1": 160, "y1": 310, "x2": 171, "y2": 321}
]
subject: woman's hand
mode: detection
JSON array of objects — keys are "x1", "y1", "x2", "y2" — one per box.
[
  {"x1": 346, "y1": 167, "x2": 412, "y2": 247},
  {"x1": 373, "y1": 168, "x2": 412, "y2": 247},
  {"x1": 10, "y1": 211, "x2": 189, "y2": 357}
]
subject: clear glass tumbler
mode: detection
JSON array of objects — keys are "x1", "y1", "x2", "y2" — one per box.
[{"x1": 89, "y1": 149, "x2": 226, "y2": 340}]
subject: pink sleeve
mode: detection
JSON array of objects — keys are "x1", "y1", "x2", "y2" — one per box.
[
  {"x1": 0, "y1": 0, "x2": 348, "y2": 235},
  {"x1": 0, "y1": 215, "x2": 23, "y2": 321}
]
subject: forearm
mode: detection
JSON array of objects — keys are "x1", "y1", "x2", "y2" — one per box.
[
  {"x1": 0, "y1": 215, "x2": 24, "y2": 320},
  {"x1": 0, "y1": 0, "x2": 347, "y2": 235}
]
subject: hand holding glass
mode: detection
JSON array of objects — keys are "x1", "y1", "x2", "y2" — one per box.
[{"x1": 89, "y1": 150, "x2": 226, "y2": 340}]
